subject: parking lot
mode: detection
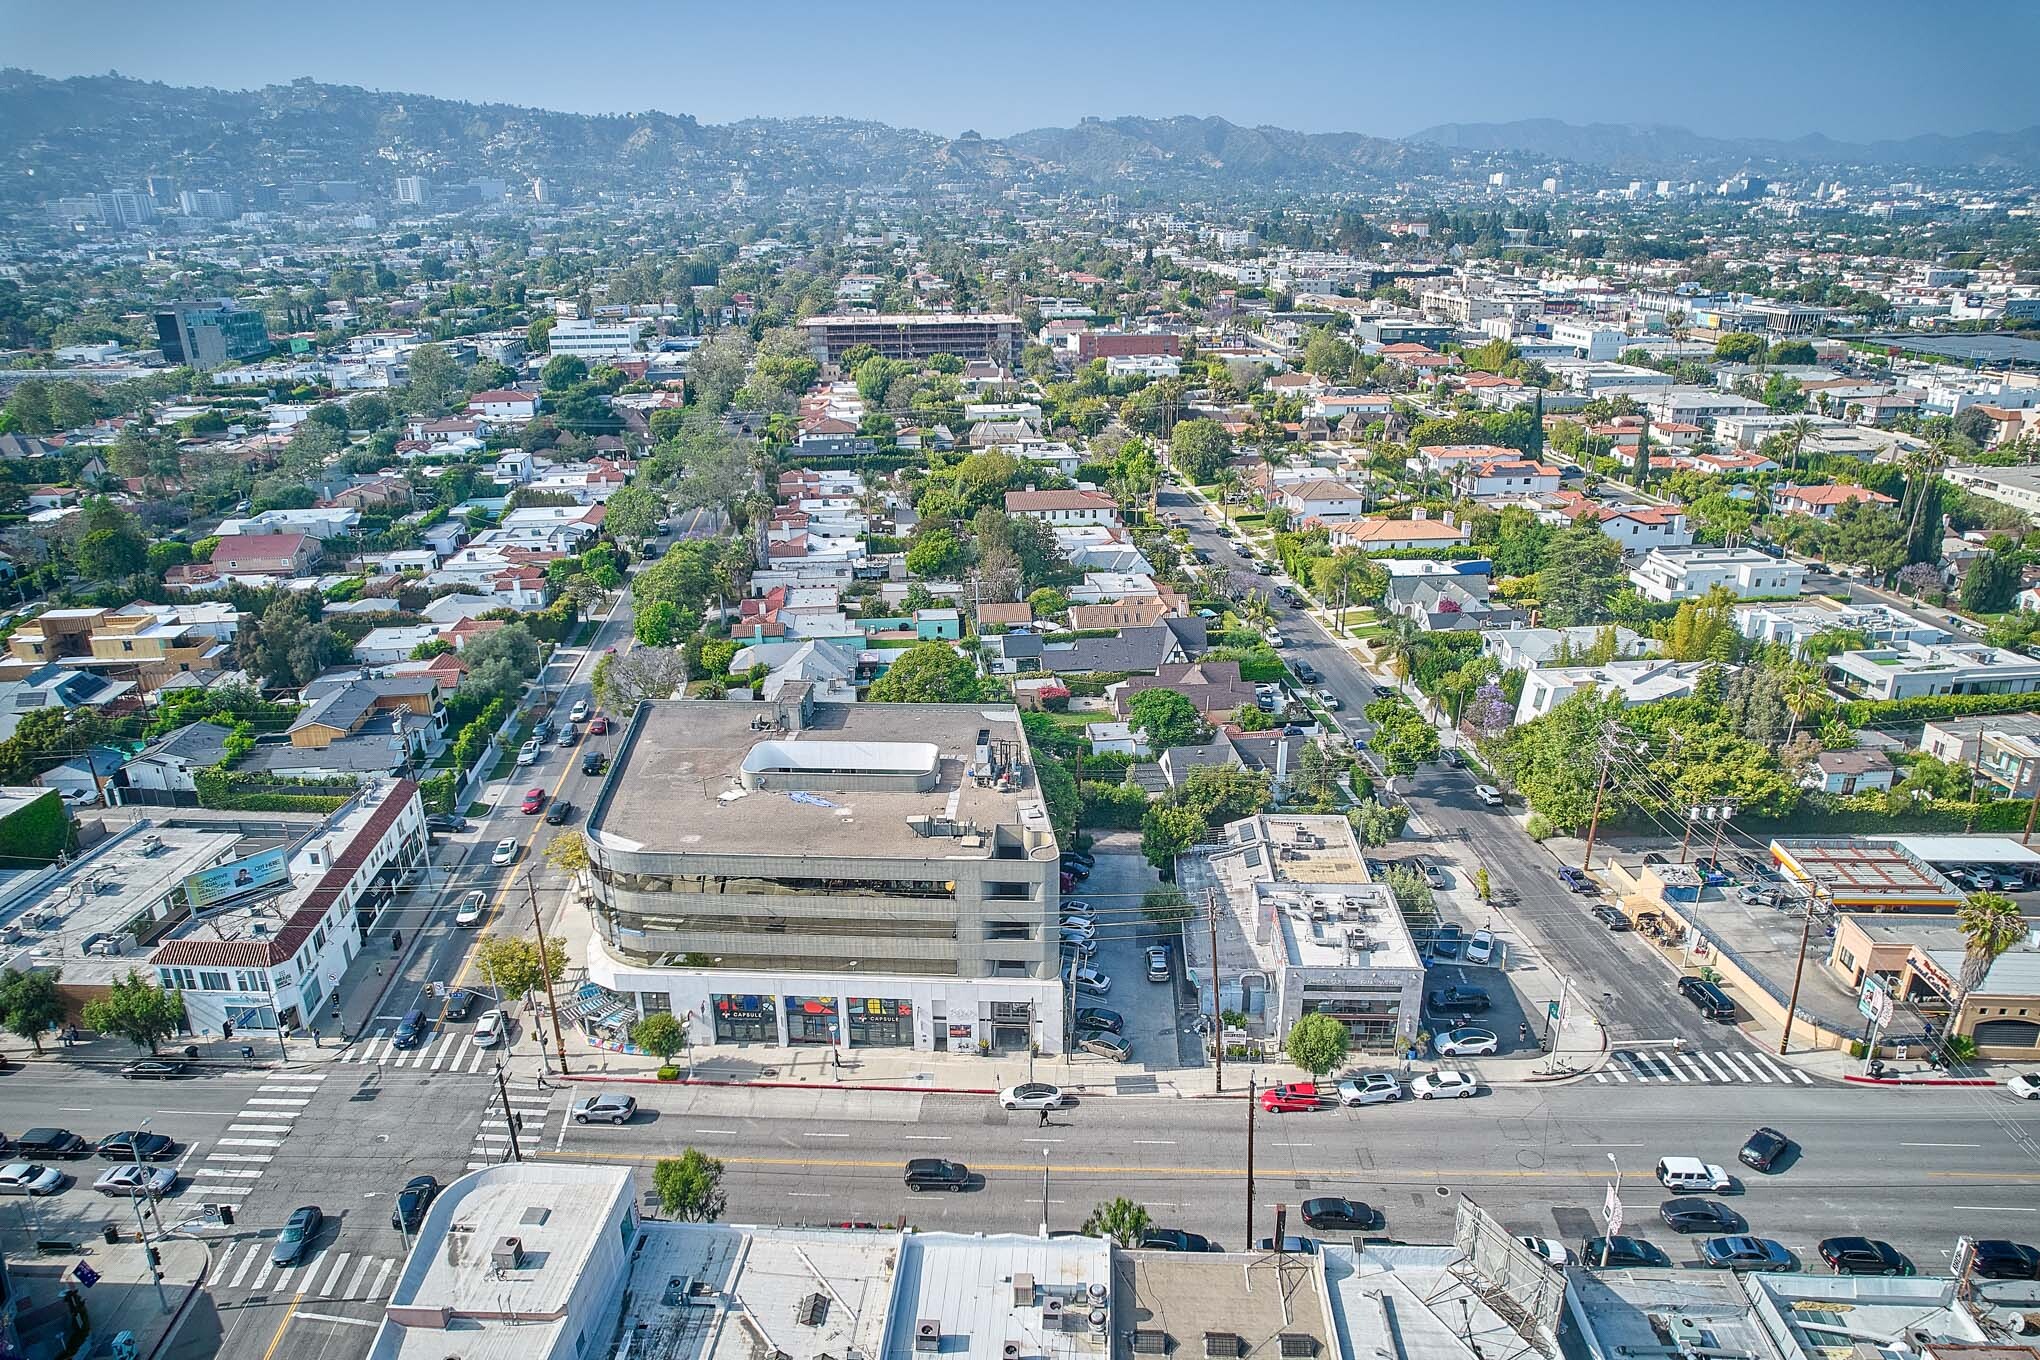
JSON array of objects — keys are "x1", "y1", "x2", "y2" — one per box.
[{"x1": 1061, "y1": 848, "x2": 1200, "y2": 1079}]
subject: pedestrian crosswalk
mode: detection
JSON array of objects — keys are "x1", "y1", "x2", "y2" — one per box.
[
  {"x1": 1595, "y1": 1048, "x2": 1814, "y2": 1085},
  {"x1": 191, "y1": 1072, "x2": 326, "y2": 1198},
  {"x1": 466, "y1": 1085, "x2": 560, "y2": 1172},
  {"x1": 212, "y1": 1237, "x2": 398, "y2": 1303},
  {"x1": 341, "y1": 1029, "x2": 498, "y2": 1074}
]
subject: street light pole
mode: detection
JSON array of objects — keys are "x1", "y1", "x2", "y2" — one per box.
[
  {"x1": 1601, "y1": 1153, "x2": 1621, "y2": 1269},
  {"x1": 526, "y1": 871, "x2": 570, "y2": 1075},
  {"x1": 1244, "y1": 1076, "x2": 1258, "y2": 1252},
  {"x1": 1040, "y1": 1149, "x2": 1050, "y2": 1239},
  {"x1": 129, "y1": 1119, "x2": 169, "y2": 1314}
]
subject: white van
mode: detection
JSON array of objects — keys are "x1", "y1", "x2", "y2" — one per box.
[
  {"x1": 1655, "y1": 1156, "x2": 1731, "y2": 1193},
  {"x1": 1474, "y1": 784, "x2": 1504, "y2": 807}
]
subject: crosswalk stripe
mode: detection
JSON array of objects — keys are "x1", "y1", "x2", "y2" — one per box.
[
  {"x1": 1632, "y1": 1054, "x2": 1672, "y2": 1082},
  {"x1": 1750, "y1": 1052, "x2": 1795, "y2": 1083},
  {"x1": 1695, "y1": 1051, "x2": 1737, "y2": 1080},
  {"x1": 250, "y1": 1259, "x2": 276, "y2": 1293},
  {"x1": 1606, "y1": 1063, "x2": 1628, "y2": 1082},
  {"x1": 218, "y1": 1138, "x2": 283, "y2": 1149},
  {"x1": 1592, "y1": 1071, "x2": 1607, "y2": 1083},
  {"x1": 197, "y1": 1184, "x2": 252, "y2": 1196},
  {"x1": 1725, "y1": 1052, "x2": 1771, "y2": 1082},
  {"x1": 245, "y1": 1097, "x2": 311, "y2": 1107},
  {"x1": 316, "y1": 1252, "x2": 351, "y2": 1297},
  {"x1": 270, "y1": 1266, "x2": 296, "y2": 1294},
  {"x1": 259, "y1": 1083, "x2": 321, "y2": 1092},
  {"x1": 194, "y1": 1168, "x2": 263, "y2": 1179},
  {"x1": 227, "y1": 1243, "x2": 260, "y2": 1288},
  {"x1": 289, "y1": 1072, "x2": 327, "y2": 1081},
  {"x1": 479, "y1": 1119, "x2": 508, "y2": 1129},
  {"x1": 1677, "y1": 1054, "x2": 1710, "y2": 1080},
  {"x1": 368, "y1": 1260, "x2": 394, "y2": 1299},
  {"x1": 229, "y1": 1124, "x2": 293, "y2": 1135},
  {"x1": 1792, "y1": 1068, "x2": 1813, "y2": 1085},
  {"x1": 466, "y1": 1047, "x2": 489, "y2": 1073},
  {"x1": 205, "y1": 1153, "x2": 273, "y2": 1164},
  {"x1": 1660, "y1": 1054, "x2": 1692, "y2": 1082},
  {"x1": 346, "y1": 1256, "x2": 375, "y2": 1299}
]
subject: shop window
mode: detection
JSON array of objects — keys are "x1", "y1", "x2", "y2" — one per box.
[
  {"x1": 847, "y1": 997, "x2": 912, "y2": 1047},
  {"x1": 784, "y1": 996, "x2": 840, "y2": 1045}
]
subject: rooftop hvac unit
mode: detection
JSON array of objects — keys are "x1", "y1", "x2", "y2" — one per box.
[
  {"x1": 915, "y1": 1321, "x2": 942, "y2": 1353},
  {"x1": 1086, "y1": 1283, "x2": 1107, "y2": 1307},
  {"x1": 1204, "y1": 1335, "x2": 1243, "y2": 1359},
  {"x1": 1042, "y1": 1298, "x2": 1065, "y2": 1325},
  {"x1": 1012, "y1": 1274, "x2": 1034, "y2": 1306},
  {"x1": 1668, "y1": 1317, "x2": 1702, "y2": 1347},
  {"x1": 1003, "y1": 1345, "x2": 1024, "y2": 1360},
  {"x1": 1088, "y1": 1310, "x2": 1107, "y2": 1337},
  {"x1": 491, "y1": 1236, "x2": 524, "y2": 1270},
  {"x1": 797, "y1": 1294, "x2": 830, "y2": 1327},
  {"x1": 1133, "y1": 1331, "x2": 1169, "y2": 1356}
]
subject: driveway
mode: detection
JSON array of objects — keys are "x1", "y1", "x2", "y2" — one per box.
[{"x1": 1064, "y1": 848, "x2": 1201, "y2": 1084}]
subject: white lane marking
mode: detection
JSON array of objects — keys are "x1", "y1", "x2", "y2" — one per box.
[
  {"x1": 1021, "y1": 1137, "x2": 1064, "y2": 1144},
  {"x1": 204, "y1": 1153, "x2": 273, "y2": 1164},
  {"x1": 229, "y1": 1124, "x2": 293, "y2": 1135},
  {"x1": 292, "y1": 1312, "x2": 377, "y2": 1329},
  {"x1": 367, "y1": 1260, "x2": 395, "y2": 1298},
  {"x1": 787, "y1": 1191, "x2": 830, "y2": 1198},
  {"x1": 902, "y1": 1135, "x2": 951, "y2": 1141},
  {"x1": 245, "y1": 1097, "x2": 311, "y2": 1107},
  {"x1": 1695, "y1": 1052, "x2": 1738, "y2": 1081},
  {"x1": 806, "y1": 1131, "x2": 849, "y2": 1138},
  {"x1": 1133, "y1": 1139, "x2": 1177, "y2": 1145},
  {"x1": 346, "y1": 1256, "x2": 375, "y2": 1298},
  {"x1": 1903, "y1": 1142, "x2": 1981, "y2": 1148},
  {"x1": 1952, "y1": 1204, "x2": 2040, "y2": 1212}
]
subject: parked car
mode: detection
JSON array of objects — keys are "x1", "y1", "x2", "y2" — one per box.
[
  {"x1": 1435, "y1": 1027, "x2": 1499, "y2": 1057},
  {"x1": 902, "y1": 1159, "x2": 971, "y2": 1192},
  {"x1": 1739, "y1": 1127, "x2": 1791, "y2": 1172},
  {"x1": 1256, "y1": 1235, "x2": 1318, "y2": 1254},
  {"x1": 491, "y1": 837, "x2": 518, "y2": 866},
  {"x1": 119, "y1": 1058, "x2": 191, "y2": 1079},
  {"x1": 1074, "y1": 1007, "x2": 1123, "y2": 1035},
  {"x1": 1737, "y1": 886, "x2": 1779, "y2": 907},
  {"x1": 2005, "y1": 1072, "x2": 2040, "y2": 1100},
  {"x1": 1336, "y1": 1073, "x2": 1403, "y2": 1106},
  {"x1": 1464, "y1": 931, "x2": 1495, "y2": 966},
  {"x1": 571, "y1": 1094, "x2": 638, "y2": 1125},
  {"x1": 1557, "y1": 866, "x2": 1597, "y2": 893},
  {"x1": 0, "y1": 1163, "x2": 65, "y2": 1196},
  {"x1": 426, "y1": 814, "x2": 468, "y2": 835},
  {"x1": 96, "y1": 1130, "x2": 175, "y2": 1161},
  {"x1": 13, "y1": 1129, "x2": 88, "y2": 1160},
  {"x1": 455, "y1": 891, "x2": 487, "y2": 927},
  {"x1": 1660, "y1": 1198, "x2": 1739, "y2": 1233},
  {"x1": 1519, "y1": 1237, "x2": 1570, "y2": 1267},
  {"x1": 1427, "y1": 987, "x2": 1490, "y2": 1015},
  {"x1": 1581, "y1": 1236, "x2": 1669, "y2": 1268},
  {"x1": 1145, "y1": 945, "x2": 1172, "y2": 981},
  {"x1": 545, "y1": 799, "x2": 574, "y2": 825},
  {"x1": 1300, "y1": 1197, "x2": 1377, "y2": 1231},
  {"x1": 1315, "y1": 689, "x2": 1341, "y2": 711},
  {"x1": 1589, "y1": 906, "x2": 1631, "y2": 931},
  {"x1": 94, "y1": 1164, "x2": 176, "y2": 1199},
  {"x1": 1416, "y1": 858, "x2": 1449, "y2": 890},
  {"x1": 1969, "y1": 1240, "x2": 2040, "y2": 1280},
  {"x1": 392, "y1": 1175, "x2": 439, "y2": 1232},
  {"x1": 999, "y1": 1083, "x2": 1065, "y2": 1112},
  {"x1": 472, "y1": 1009, "x2": 507, "y2": 1048},
  {"x1": 1474, "y1": 784, "x2": 1504, "y2": 807},
  {"x1": 1427, "y1": 924, "x2": 1463, "y2": 959},
  {"x1": 1818, "y1": 1237, "x2": 1911, "y2": 1276},
  {"x1": 1259, "y1": 1082, "x2": 1322, "y2": 1113},
  {"x1": 1139, "y1": 1228, "x2": 1219, "y2": 1252},
  {"x1": 272, "y1": 1206, "x2": 323, "y2": 1266},
  {"x1": 1073, "y1": 967, "x2": 1111, "y2": 995},
  {"x1": 1700, "y1": 1236, "x2": 1795, "y2": 1271},
  {"x1": 1678, "y1": 976, "x2": 1737, "y2": 1021},
  {"x1": 1411, "y1": 1070, "x2": 1479, "y2": 1100},
  {"x1": 1077, "y1": 1032, "x2": 1132, "y2": 1062},
  {"x1": 520, "y1": 787, "x2": 546, "y2": 814}
]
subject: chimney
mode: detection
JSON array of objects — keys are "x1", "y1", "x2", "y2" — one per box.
[{"x1": 1411, "y1": 506, "x2": 1427, "y2": 521}]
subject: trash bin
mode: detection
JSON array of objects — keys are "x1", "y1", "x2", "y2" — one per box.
[
  {"x1": 103, "y1": 1224, "x2": 121, "y2": 1245},
  {"x1": 182, "y1": 1045, "x2": 199, "y2": 1059},
  {"x1": 1868, "y1": 1058, "x2": 1886, "y2": 1078}
]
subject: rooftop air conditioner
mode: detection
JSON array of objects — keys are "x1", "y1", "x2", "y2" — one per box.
[
  {"x1": 491, "y1": 1236, "x2": 524, "y2": 1270},
  {"x1": 915, "y1": 1321, "x2": 942, "y2": 1353}
]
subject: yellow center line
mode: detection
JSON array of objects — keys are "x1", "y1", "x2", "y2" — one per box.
[{"x1": 258, "y1": 1292, "x2": 306, "y2": 1360}]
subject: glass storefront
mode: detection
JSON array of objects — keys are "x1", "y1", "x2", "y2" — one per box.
[
  {"x1": 1301, "y1": 994, "x2": 1402, "y2": 1050},
  {"x1": 784, "y1": 995, "x2": 840, "y2": 1045},
  {"x1": 713, "y1": 993, "x2": 774, "y2": 1043},
  {"x1": 847, "y1": 997, "x2": 912, "y2": 1047}
]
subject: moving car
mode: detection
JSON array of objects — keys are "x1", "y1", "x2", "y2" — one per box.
[
  {"x1": 1464, "y1": 931, "x2": 1495, "y2": 966},
  {"x1": 1557, "y1": 866, "x2": 1598, "y2": 894},
  {"x1": 391, "y1": 1175, "x2": 439, "y2": 1231},
  {"x1": 902, "y1": 1158, "x2": 971, "y2": 1192},
  {"x1": 1336, "y1": 1073, "x2": 1403, "y2": 1106},
  {"x1": 1677, "y1": 976, "x2": 1737, "y2": 1021},
  {"x1": 1259, "y1": 1082, "x2": 1322, "y2": 1113},
  {"x1": 1427, "y1": 987, "x2": 1490, "y2": 1014},
  {"x1": 1588, "y1": 906, "x2": 1631, "y2": 931},
  {"x1": 1969, "y1": 1239, "x2": 2040, "y2": 1280},
  {"x1": 491, "y1": 837, "x2": 518, "y2": 867},
  {"x1": 1077, "y1": 1032, "x2": 1132, "y2": 1061},
  {"x1": 1411, "y1": 1070, "x2": 1479, "y2": 1100},
  {"x1": 1139, "y1": 1228, "x2": 1219, "y2": 1252},
  {"x1": 472, "y1": 1009, "x2": 507, "y2": 1048},
  {"x1": 1315, "y1": 689, "x2": 1341, "y2": 711},
  {"x1": 1700, "y1": 1236, "x2": 1795, "y2": 1272},
  {"x1": 443, "y1": 988, "x2": 480, "y2": 1022},
  {"x1": 569, "y1": 700, "x2": 590, "y2": 724},
  {"x1": 272, "y1": 1206, "x2": 323, "y2": 1266},
  {"x1": 1434, "y1": 1027, "x2": 1499, "y2": 1057},
  {"x1": 999, "y1": 1083, "x2": 1065, "y2": 1112},
  {"x1": 1417, "y1": 858, "x2": 1449, "y2": 890},
  {"x1": 2006, "y1": 1072, "x2": 2040, "y2": 1100},
  {"x1": 1581, "y1": 1236, "x2": 1668, "y2": 1268},
  {"x1": 1660, "y1": 1198, "x2": 1739, "y2": 1233},
  {"x1": 96, "y1": 1130, "x2": 175, "y2": 1161},
  {"x1": 1739, "y1": 1127, "x2": 1790, "y2": 1172},
  {"x1": 454, "y1": 891, "x2": 487, "y2": 927},
  {"x1": 1818, "y1": 1237, "x2": 1911, "y2": 1276},
  {"x1": 119, "y1": 1059, "x2": 189, "y2": 1080},
  {"x1": 1656, "y1": 1157, "x2": 1733, "y2": 1193},
  {"x1": 516, "y1": 738, "x2": 540, "y2": 766},
  {"x1": 545, "y1": 799, "x2": 574, "y2": 825},
  {"x1": 13, "y1": 1129, "x2": 88, "y2": 1160},
  {"x1": 1300, "y1": 1197, "x2": 1376, "y2": 1231},
  {"x1": 588, "y1": 714, "x2": 609, "y2": 735},
  {"x1": 520, "y1": 787, "x2": 546, "y2": 814},
  {"x1": 1145, "y1": 945, "x2": 1172, "y2": 981},
  {"x1": 0, "y1": 1163, "x2": 65, "y2": 1196},
  {"x1": 392, "y1": 1009, "x2": 427, "y2": 1050},
  {"x1": 571, "y1": 1094, "x2": 638, "y2": 1125},
  {"x1": 582, "y1": 751, "x2": 607, "y2": 776},
  {"x1": 94, "y1": 1165, "x2": 176, "y2": 1199},
  {"x1": 1075, "y1": 1007, "x2": 1123, "y2": 1035}
]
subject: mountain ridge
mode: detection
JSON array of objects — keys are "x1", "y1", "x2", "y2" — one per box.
[{"x1": 1409, "y1": 116, "x2": 2040, "y2": 174}]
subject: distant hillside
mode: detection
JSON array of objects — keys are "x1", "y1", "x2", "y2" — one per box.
[{"x1": 1409, "y1": 117, "x2": 2040, "y2": 176}]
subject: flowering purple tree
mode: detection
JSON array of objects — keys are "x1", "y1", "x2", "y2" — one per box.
[{"x1": 1469, "y1": 677, "x2": 1511, "y2": 741}]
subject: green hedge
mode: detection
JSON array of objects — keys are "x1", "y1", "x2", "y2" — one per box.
[
  {"x1": 0, "y1": 790, "x2": 74, "y2": 865},
  {"x1": 1082, "y1": 780, "x2": 1151, "y2": 828},
  {"x1": 1838, "y1": 691, "x2": 2040, "y2": 728}
]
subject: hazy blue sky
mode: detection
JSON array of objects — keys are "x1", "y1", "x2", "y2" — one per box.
[{"x1": 5, "y1": 0, "x2": 2035, "y2": 142}]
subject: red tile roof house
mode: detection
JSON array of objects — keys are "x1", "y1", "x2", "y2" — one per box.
[
  {"x1": 1770, "y1": 484, "x2": 1897, "y2": 519},
  {"x1": 209, "y1": 531, "x2": 319, "y2": 576},
  {"x1": 1004, "y1": 489, "x2": 1122, "y2": 526}
]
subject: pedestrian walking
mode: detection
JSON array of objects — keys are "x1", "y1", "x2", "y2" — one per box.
[
  {"x1": 1038, "y1": 1107, "x2": 1049, "y2": 1128},
  {"x1": 310, "y1": 1027, "x2": 321, "y2": 1049}
]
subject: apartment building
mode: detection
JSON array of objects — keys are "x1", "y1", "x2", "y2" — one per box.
[
  {"x1": 581, "y1": 689, "x2": 1064, "y2": 1055},
  {"x1": 2, "y1": 605, "x2": 235, "y2": 688},
  {"x1": 1628, "y1": 545, "x2": 1808, "y2": 603},
  {"x1": 799, "y1": 313, "x2": 1021, "y2": 366}
]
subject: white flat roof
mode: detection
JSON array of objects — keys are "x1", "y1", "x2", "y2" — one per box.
[{"x1": 1891, "y1": 835, "x2": 2040, "y2": 866}]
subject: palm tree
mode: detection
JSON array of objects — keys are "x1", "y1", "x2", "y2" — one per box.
[
  {"x1": 1377, "y1": 617, "x2": 1425, "y2": 686},
  {"x1": 1318, "y1": 546, "x2": 1370, "y2": 635},
  {"x1": 1240, "y1": 591, "x2": 1275, "y2": 634},
  {"x1": 1947, "y1": 891, "x2": 2025, "y2": 1057},
  {"x1": 1782, "y1": 417, "x2": 1822, "y2": 478},
  {"x1": 1665, "y1": 308, "x2": 1689, "y2": 365},
  {"x1": 1080, "y1": 1197, "x2": 1153, "y2": 1247},
  {"x1": 1778, "y1": 665, "x2": 1829, "y2": 747}
]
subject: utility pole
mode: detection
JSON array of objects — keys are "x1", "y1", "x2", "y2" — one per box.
[
  {"x1": 1579, "y1": 741, "x2": 1616, "y2": 873},
  {"x1": 1678, "y1": 806, "x2": 1701, "y2": 864},
  {"x1": 1778, "y1": 890, "x2": 1819, "y2": 1057},
  {"x1": 1244, "y1": 1075, "x2": 1257, "y2": 1253},
  {"x1": 526, "y1": 872, "x2": 570, "y2": 1075},
  {"x1": 1706, "y1": 803, "x2": 1738, "y2": 868},
  {"x1": 496, "y1": 1063, "x2": 525, "y2": 1162},
  {"x1": 2024, "y1": 778, "x2": 2040, "y2": 846},
  {"x1": 1207, "y1": 891, "x2": 1224, "y2": 1093}
]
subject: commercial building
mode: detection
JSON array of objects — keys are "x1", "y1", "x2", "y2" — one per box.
[
  {"x1": 1628, "y1": 545, "x2": 1808, "y2": 603},
  {"x1": 154, "y1": 299, "x2": 270, "y2": 369},
  {"x1": 546, "y1": 318, "x2": 644, "y2": 361},
  {"x1": 581, "y1": 689, "x2": 1065, "y2": 1055},
  {"x1": 1075, "y1": 329, "x2": 1182, "y2": 363},
  {"x1": 799, "y1": 313, "x2": 1021, "y2": 366},
  {"x1": 394, "y1": 176, "x2": 430, "y2": 206},
  {"x1": 1177, "y1": 812, "x2": 1424, "y2": 1054},
  {"x1": 1828, "y1": 910, "x2": 2040, "y2": 1058},
  {"x1": 1769, "y1": 838, "x2": 1965, "y2": 911},
  {"x1": 1827, "y1": 640, "x2": 2040, "y2": 702}
]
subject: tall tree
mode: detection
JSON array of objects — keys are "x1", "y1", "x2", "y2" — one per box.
[
  {"x1": 81, "y1": 971, "x2": 185, "y2": 1052},
  {"x1": 0, "y1": 967, "x2": 65, "y2": 1054}
]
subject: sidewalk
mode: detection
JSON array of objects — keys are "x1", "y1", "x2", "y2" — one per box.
[{"x1": 5, "y1": 1234, "x2": 208, "y2": 1360}]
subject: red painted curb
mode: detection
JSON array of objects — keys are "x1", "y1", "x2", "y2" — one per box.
[
  {"x1": 1841, "y1": 1074, "x2": 1997, "y2": 1087},
  {"x1": 558, "y1": 1072, "x2": 1000, "y2": 1096}
]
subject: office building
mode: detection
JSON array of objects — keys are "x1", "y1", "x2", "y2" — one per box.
[
  {"x1": 580, "y1": 688, "x2": 1064, "y2": 1054},
  {"x1": 93, "y1": 190, "x2": 156, "y2": 227},
  {"x1": 177, "y1": 188, "x2": 236, "y2": 219},
  {"x1": 800, "y1": 312, "x2": 1021, "y2": 366},
  {"x1": 394, "y1": 176, "x2": 430, "y2": 206},
  {"x1": 154, "y1": 299, "x2": 270, "y2": 369},
  {"x1": 546, "y1": 317, "x2": 643, "y2": 361}
]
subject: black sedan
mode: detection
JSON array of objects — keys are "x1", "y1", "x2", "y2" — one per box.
[
  {"x1": 1660, "y1": 1199, "x2": 1739, "y2": 1234},
  {"x1": 1971, "y1": 1239, "x2": 2040, "y2": 1280},
  {"x1": 392, "y1": 1175, "x2": 440, "y2": 1232},
  {"x1": 1739, "y1": 1127, "x2": 1790, "y2": 1172},
  {"x1": 1301, "y1": 1198, "x2": 1378, "y2": 1232},
  {"x1": 1139, "y1": 1228, "x2": 1220, "y2": 1252},
  {"x1": 1426, "y1": 987, "x2": 1490, "y2": 1015},
  {"x1": 1582, "y1": 1236, "x2": 1668, "y2": 1268},
  {"x1": 96, "y1": 1130, "x2": 177, "y2": 1162},
  {"x1": 119, "y1": 1059, "x2": 190, "y2": 1080},
  {"x1": 1074, "y1": 1007, "x2": 1123, "y2": 1035},
  {"x1": 1819, "y1": 1237, "x2": 1911, "y2": 1276}
]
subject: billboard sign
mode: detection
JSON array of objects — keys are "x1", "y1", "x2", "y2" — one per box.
[
  {"x1": 1859, "y1": 973, "x2": 1894, "y2": 1026},
  {"x1": 186, "y1": 848, "x2": 290, "y2": 911}
]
